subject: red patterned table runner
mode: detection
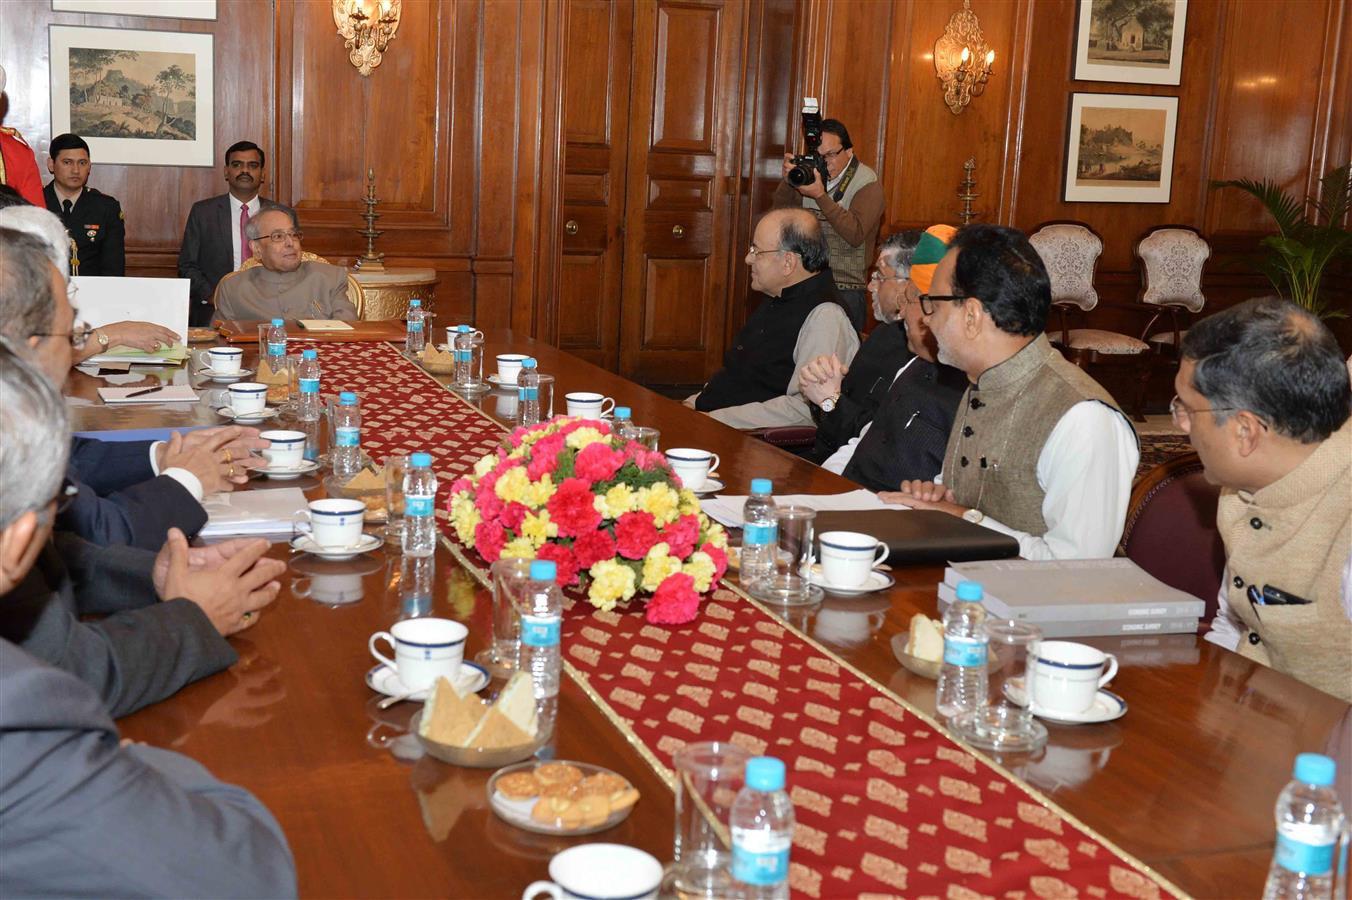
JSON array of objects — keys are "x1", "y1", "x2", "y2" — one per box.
[{"x1": 314, "y1": 342, "x2": 1185, "y2": 900}]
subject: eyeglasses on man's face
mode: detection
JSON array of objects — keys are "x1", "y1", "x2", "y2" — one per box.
[
  {"x1": 917, "y1": 293, "x2": 967, "y2": 316},
  {"x1": 30, "y1": 321, "x2": 94, "y2": 350},
  {"x1": 869, "y1": 268, "x2": 906, "y2": 284},
  {"x1": 259, "y1": 229, "x2": 303, "y2": 245},
  {"x1": 821, "y1": 146, "x2": 848, "y2": 161},
  {"x1": 1169, "y1": 394, "x2": 1270, "y2": 434},
  {"x1": 748, "y1": 243, "x2": 788, "y2": 259}
]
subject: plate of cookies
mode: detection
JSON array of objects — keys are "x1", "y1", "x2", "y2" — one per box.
[{"x1": 487, "y1": 761, "x2": 639, "y2": 835}]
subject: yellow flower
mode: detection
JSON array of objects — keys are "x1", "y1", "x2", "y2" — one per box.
[
  {"x1": 700, "y1": 519, "x2": 728, "y2": 549},
  {"x1": 640, "y1": 542, "x2": 683, "y2": 592},
  {"x1": 595, "y1": 482, "x2": 635, "y2": 520},
  {"x1": 501, "y1": 536, "x2": 537, "y2": 560},
  {"x1": 473, "y1": 453, "x2": 497, "y2": 477},
  {"x1": 636, "y1": 483, "x2": 680, "y2": 526},
  {"x1": 449, "y1": 493, "x2": 481, "y2": 543},
  {"x1": 678, "y1": 488, "x2": 701, "y2": 516},
  {"x1": 495, "y1": 466, "x2": 530, "y2": 504},
  {"x1": 565, "y1": 426, "x2": 609, "y2": 451},
  {"x1": 683, "y1": 551, "x2": 717, "y2": 593},
  {"x1": 520, "y1": 510, "x2": 557, "y2": 547},
  {"x1": 520, "y1": 473, "x2": 555, "y2": 509},
  {"x1": 587, "y1": 559, "x2": 637, "y2": 611}
]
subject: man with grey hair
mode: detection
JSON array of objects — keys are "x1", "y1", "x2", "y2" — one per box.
[
  {"x1": 0, "y1": 342, "x2": 297, "y2": 897},
  {"x1": 213, "y1": 202, "x2": 357, "y2": 321}
]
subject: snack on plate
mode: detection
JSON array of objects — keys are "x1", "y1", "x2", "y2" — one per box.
[
  {"x1": 494, "y1": 761, "x2": 640, "y2": 832},
  {"x1": 344, "y1": 467, "x2": 384, "y2": 493},
  {"x1": 257, "y1": 358, "x2": 288, "y2": 384},
  {"x1": 419, "y1": 671, "x2": 538, "y2": 751},
  {"x1": 906, "y1": 613, "x2": 944, "y2": 663},
  {"x1": 422, "y1": 345, "x2": 456, "y2": 369},
  {"x1": 187, "y1": 327, "x2": 218, "y2": 344},
  {"x1": 495, "y1": 771, "x2": 542, "y2": 800}
]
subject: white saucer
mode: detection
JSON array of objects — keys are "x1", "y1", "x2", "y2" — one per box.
[
  {"x1": 809, "y1": 565, "x2": 895, "y2": 595},
  {"x1": 196, "y1": 366, "x2": 254, "y2": 383},
  {"x1": 365, "y1": 661, "x2": 490, "y2": 702},
  {"x1": 258, "y1": 459, "x2": 320, "y2": 480},
  {"x1": 290, "y1": 532, "x2": 383, "y2": 561},
  {"x1": 687, "y1": 477, "x2": 725, "y2": 495},
  {"x1": 218, "y1": 406, "x2": 278, "y2": 423},
  {"x1": 487, "y1": 373, "x2": 517, "y2": 388},
  {"x1": 1004, "y1": 679, "x2": 1127, "y2": 725}
]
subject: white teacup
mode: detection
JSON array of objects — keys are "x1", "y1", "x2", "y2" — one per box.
[
  {"x1": 291, "y1": 573, "x2": 363, "y2": 606},
  {"x1": 664, "y1": 448, "x2": 720, "y2": 491},
  {"x1": 195, "y1": 346, "x2": 243, "y2": 374},
  {"x1": 292, "y1": 498, "x2": 367, "y2": 549},
  {"x1": 368, "y1": 617, "x2": 468, "y2": 693},
  {"x1": 818, "y1": 531, "x2": 889, "y2": 589},
  {"x1": 523, "y1": 844, "x2": 663, "y2": 900},
  {"x1": 259, "y1": 429, "x2": 306, "y2": 469},
  {"x1": 496, "y1": 354, "x2": 529, "y2": 385},
  {"x1": 1029, "y1": 641, "x2": 1119, "y2": 716},
  {"x1": 226, "y1": 382, "x2": 268, "y2": 415},
  {"x1": 565, "y1": 392, "x2": 615, "y2": 420}
]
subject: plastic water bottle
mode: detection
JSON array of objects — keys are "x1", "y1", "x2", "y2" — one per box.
[
  {"x1": 740, "y1": 479, "x2": 777, "y2": 590},
  {"x1": 265, "y1": 317, "x2": 287, "y2": 373},
  {"x1": 518, "y1": 559, "x2": 562, "y2": 699},
  {"x1": 401, "y1": 451, "x2": 438, "y2": 558},
  {"x1": 612, "y1": 406, "x2": 636, "y2": 441},
  {"x1": 405, "y1": 298, "x2": 426, "y2": 355},
  {"x1": 332, "y1": 391, "x2": 362, "y2": 479},
  {"x1": 296, "y1": 349, "x2": 321, "y2": 422},
  {"x1": 936, "y1": 580, "x2": 989, "y2": 719},
  {"x1": 399, "y1": 554, "x2": 434, "y2": 618},
  {"x1": 730, "y1": 756, "x2": 795, "y2": 899},
  {"x1": 1264, "y1": 754, "x2": 1348, "y2": 900},
  {"x1": 517, "y1": 358, "x2": 541, "y2": 426},
  {"x1": 453, "y1": 325, "x2": 485, "y2": 389}
]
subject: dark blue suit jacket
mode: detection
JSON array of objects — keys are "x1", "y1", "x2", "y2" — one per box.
[{"x1": 61, "y1": 437, "x2": 207, "y2": 551}]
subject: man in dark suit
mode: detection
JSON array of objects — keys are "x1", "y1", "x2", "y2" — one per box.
[
  {"x1": 178, "y1": 140, "x2": 268, "y2": 325},
  {"x1": 42, "y1": 133, "x2": 124, "y2": 276},
  {"x1": 0, "y1": 343, "x2": 296, "y2": 897}
]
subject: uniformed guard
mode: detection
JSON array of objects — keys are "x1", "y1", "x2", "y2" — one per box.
[{"x1": 43, "y1": 133, "x2": 125, "y2": 276}]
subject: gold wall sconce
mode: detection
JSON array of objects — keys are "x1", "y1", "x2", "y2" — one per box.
[
  {"x1": 934, "y1": 0, "x2": 995, "y2": 115},
  {"x1": 332, "y1": 0, "x2": 402, "y2": 77}
]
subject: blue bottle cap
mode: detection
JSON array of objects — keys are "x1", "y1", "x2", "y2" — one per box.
[
  {"x1": 410, "y1": 452, "x2": 432, "y2": 468},
  {"x1": 745, "y1": 756, "x2": 786, "y2": 791},
  {"x1": 1294, "y1": 753, "x2": 1336, "y2": 786},
  {"x1": 302, "y1": 349, "x2": 317, "y2": 360},
  {"x1": 956, "y1": 580, "x2": 983, "y2": 602},
  {"x1": 614, "y1": 406, "x2": 631, "y2": 419},
  {"x1": 339, "y1": 391, "x2": 357, "y2": 405},
  {"x1": 409, "y1": 298, "x2": 421, "y2": 307},
  {"x1": 270, "y1": 318, "x2": 284, "y2": 327},
  {"x1": 522, "y1": 358, "x2": 537, "y2": 369},
  {"x1": 750, "y1": 478, "x2": 772, "y2": 495},
  {"x1": 530, "y1": 559, "x2": 557, "y2": 582}
]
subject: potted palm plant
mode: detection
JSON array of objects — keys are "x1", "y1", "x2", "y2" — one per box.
[{"x1": 1211, "y1": 163, "x2": 1351, "y2": 320}]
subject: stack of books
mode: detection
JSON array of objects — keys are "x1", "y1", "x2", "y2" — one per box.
[{"x1": 937, "y1": 558, "x2": 1206, "y2": 638}]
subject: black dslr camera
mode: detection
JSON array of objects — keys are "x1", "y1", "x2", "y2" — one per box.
[{"x1": 786, "y1": 98, "x2": 830, "y2": 188}]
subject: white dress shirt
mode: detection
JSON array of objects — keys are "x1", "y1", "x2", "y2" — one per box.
[
  {"x1": 821, "y1": 356, "x2": 918, "y2": 475},
  {"x1": 229, "y1": 195, "x2": 262, "y2": 272},
  {"x1": 147, "y1": 442, "x2": 205, "y2": 502}
]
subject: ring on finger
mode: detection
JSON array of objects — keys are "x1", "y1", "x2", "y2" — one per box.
[
  {"x1": 222, "y1": 448, "x2": 232, "y2": 463},
  {"x1": 228, "y1": 463, "x2": 236, "y2": 478},
  {"x1": 241, "y1": 611, "x2": 255, "y2": 624}
]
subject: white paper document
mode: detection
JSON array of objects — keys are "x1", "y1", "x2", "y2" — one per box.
[
  {"x1": 97, "y1": 384, "x2": 199, "y2": 404},
  {"x1": 199, "y1": 487, "x2": 309, "y2": 538},
  {"x1": 700, "y1": 489, "x2": 898, "y2": 529}
]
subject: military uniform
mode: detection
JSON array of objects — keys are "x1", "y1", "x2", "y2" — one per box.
[
  {"x1": 0, "y1": 127, "x2": 43, "y2": 206},
  {"x1": 44, "y1": 183, "x2": 125, "y2": 276}
]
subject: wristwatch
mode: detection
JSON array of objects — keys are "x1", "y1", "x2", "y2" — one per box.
[
  {"x1": 962, "y1": 508, "x2": 985, "y2": 524},
  {"x1": 820, "y1": 394, "x2": 840, "y2": 413},
  {"x1": 95, "y1": 329, "x2": 110, "y2": 350}
]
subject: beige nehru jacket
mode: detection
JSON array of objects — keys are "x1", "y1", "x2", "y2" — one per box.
[
  {"x1": 1219, "y1": 421, "x2": 1352, "y2": 703},
  {"x1": 215, "y1": 261, "x2": 357, "y2": 322}
]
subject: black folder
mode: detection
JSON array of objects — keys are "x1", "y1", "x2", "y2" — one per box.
[{"x1": 813, "y1": 509, "x2": 1020, "y2": 566}]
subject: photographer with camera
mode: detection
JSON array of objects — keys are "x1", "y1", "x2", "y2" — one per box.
[{"x1": 774, "y1": 103, "x2": 884, "y2": 331}]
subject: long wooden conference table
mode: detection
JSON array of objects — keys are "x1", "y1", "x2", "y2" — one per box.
[{"x1": 65, "y1": 329, "x2": 1350, "y2": 899}]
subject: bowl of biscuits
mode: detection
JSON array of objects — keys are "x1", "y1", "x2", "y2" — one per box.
[
  {"x1": 488, "y1": 761, "x2": 639, "y2": 835},
  {"x1": 413, "y1": 671, "x2": 547, "y2": 768},
  {"x1": 420, "y1": 345, "x2": 457, "y2": 375},
  {"x1": 893, "y1": 612, "x2": 944, "y2": 679},
  {"x1": 324, "y1": 466, "x2": 388, "y2": 524}
]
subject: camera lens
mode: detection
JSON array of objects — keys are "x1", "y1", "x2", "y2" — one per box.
[{"x1": 787, "y1": 164, "x2": 813, "y2": 186}]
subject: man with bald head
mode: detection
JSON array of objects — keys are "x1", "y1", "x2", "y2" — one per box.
[
  {"x1": 689, "y1": 208, "x2": 859, "y2": 429},
  {"x1": 213, "y1": 202, "x2": 357, "y2": 321}
]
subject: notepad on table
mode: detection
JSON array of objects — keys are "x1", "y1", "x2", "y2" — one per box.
[
  {"x1": 96, "y1": 385, "x2": 199, "y2": 404},
  {"x1": 199, "y1": 488, "x2": 308, "y2": 538},
  {"x1": 298, "y1": 319, "x2": 354, "y2": 331}
]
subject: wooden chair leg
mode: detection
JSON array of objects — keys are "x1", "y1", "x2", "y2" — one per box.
[{"x1": 1132, "y1": 351, "x2": 1154, "y2": 423}]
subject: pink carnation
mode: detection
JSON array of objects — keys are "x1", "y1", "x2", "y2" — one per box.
[
  {"x1": 574, "y1": 442, "x2": 626, "y2": 483},
  {"x1": 572, "y1": 529, "x2": 617, "y2": 568},
  {"x1": 645, "y1": 573, "x2": 700, "y2": 625},
  {"x1": 634, "y1": 449, "x2": 667, "y2": 471},
  {"x1": 499, "y1": 501, "x2": 529, "y2": 531},
  {"x1": 450, "y1": 477, "x2": 473, "y2": 496},
  {"x1": 700, "y1": 542, "x2": 728, "y2": 582},
  {"x1": 615, "y1": 511, "x2": 659, "y2": 559},
  {"x1": 527, "y1": 451, "x2": 559, "y2": 482},
  {"x1": 474, "y1": 520, "x2": 507, "y2": 562},
  {"x1": 536, "y1": 542, "x2": 581, "y2": 587},
  {"x1": 475, "y1": 483, "x2": 504, "y2": 523},
  {"x1": 659, "y1": 514, "x2": 701, "y2": 559},
  {"x1": 546, "y1": 477, "x2": 602, "y2": 538}
]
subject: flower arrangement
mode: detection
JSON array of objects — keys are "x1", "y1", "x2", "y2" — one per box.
[{"x1": 447, "y1": 417, "x2": 729, "y2": 625}]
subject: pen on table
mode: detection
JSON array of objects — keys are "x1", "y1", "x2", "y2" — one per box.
[{"x1": 123, "y1": 386, "x2": 166, "y2": 399}]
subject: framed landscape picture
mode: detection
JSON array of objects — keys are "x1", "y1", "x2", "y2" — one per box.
[
  {"x1": 52, "y1": 0, "x2": 217, "y2": 18},
  {"x1": 1063, "y1": 93, "x2": 1178, "y2": 203},
  {"x1": 1074, "y1": 0, "x2": 1188, "y2": 85},
  {"x1": 49, "y1": 25, "x2": 214, "y2": 167}
]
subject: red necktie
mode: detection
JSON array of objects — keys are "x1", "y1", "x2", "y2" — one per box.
[{"x1": 240, "y1": 203, "x2": 253, "y2": 263}]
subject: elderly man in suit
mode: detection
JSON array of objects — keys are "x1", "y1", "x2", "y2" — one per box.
[
  {"x1": 178, "y1": 140, "x2": 270, "y2": 325},
  {"x1": 0, "y1": 342, "x2": 297, "y2": 897},
  {"x1": 213, "y1": 202, "x2": 358, "y2": 322}
]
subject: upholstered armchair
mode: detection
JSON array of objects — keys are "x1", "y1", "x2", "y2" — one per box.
[
  {"x1": 1135, "y1": 226, "x2": 1211, "y2": 352},
  {"x1": 231, "y1": 252, "x2": 367, "y2": 318},
  {"x1": 1029, "y1": 222, "x2": 1151, "y2": 360}
]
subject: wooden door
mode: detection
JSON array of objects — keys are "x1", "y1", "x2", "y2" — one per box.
[
  {"x1": 618, "y1": 0, "x2": 747, "y2": 383},
  {"x1": 556, "y1": 0, "x2": 634, "y2": 370}
]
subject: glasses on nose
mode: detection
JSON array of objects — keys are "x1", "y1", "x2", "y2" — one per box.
[
  {"x1": 262, "y1": 230, "x2": 303, "y2": 244},
  {"x1": 869, "y1": 269, "x2": 905, "y2": 284},
  {"x1": 748, "y1": 244, "x2": 787, "y2": 259},
  {"x1": 821, "y1": 147, "x2": 848, "y2": 161},
  {"x1": 917, "y1": 293, "x2": 966, "y2": 316},
  {"x1": 1168, "y1": 394, "x2": 1271, "y2": 433},
  {"x1": 30, "y1": 321, "x2": 94, "y2": 350}
]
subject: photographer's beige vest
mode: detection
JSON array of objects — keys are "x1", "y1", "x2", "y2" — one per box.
[
  {"x1": 942, "y1": 335, "x2": 1125, "y2": 536},
  {"x1": 801, "y1": 160, "x2": 878, "y2": 290},
  {"x1": 1218, "y1": 422, "x2": 1352, "y2": 703}
]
